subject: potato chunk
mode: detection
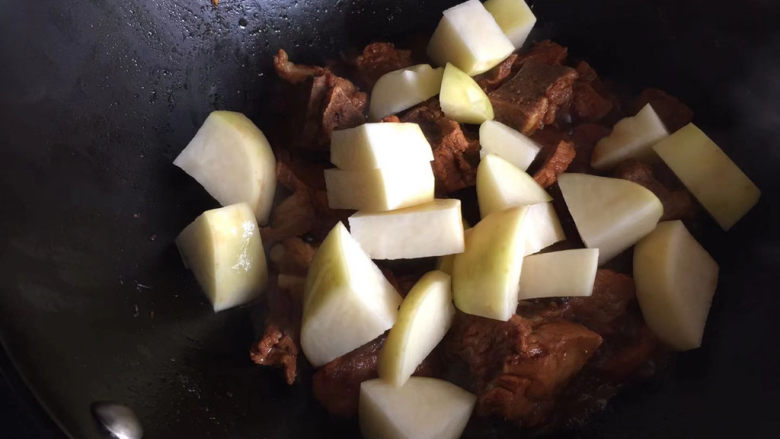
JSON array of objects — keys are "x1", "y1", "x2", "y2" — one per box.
[
  {"x1": 518, "y1": 249, "x2": 599, "y2": 299},
  {"x1": 427, "y1": 0, "x2": 515, "y2": 75},
  {"x1": 633, "y1": 220, "x2": 719, "y2": 350},
  {"x1": 324, "y1": 162, "x2": 435, "y2": 211},
  {"x1": 369, "y1": 65, "x2": 444, "y2": 120},
  {"x1": 348, "y1": 199, "x2": 464, "y2": 259},
  {"x1": 558, "y1": 173, "x2": 663, "y2": 264},
  {"x1": 173, "y1": 111, "x2": 276, "y2": 224},
  {"x1": 301, "y1": 223, "x2": 402, "y2": 366},
  {"x1": 330, "y1": 123, "x2": 433, "y2": 170},
  {"x1": 477, "y1": 153, "x2": 551, "y2": 218},
  {"x1": 378, "y1": 271, "x2": 455, "y2": 386},
  {"x1": 359, "y1": 377, "x2": 475, "y2": 439},
  {"x1": 176, "y1": 203, "x2": 267, "y2": 312},
  {"x1": 653, "y1": 123, "x2": 760, "y2": 230},
  {"x1": 479, "y1": 120, "x2": 540, "y2": 170},
  {"x1": 590, "y1": 104, "x2": 669, "y2": 170},
  {"x1": 484, "y1": 0, "x2": 537, "y2": 48},
  {"x1": 440, "y1": 63, "x2": 495, "y2": 124}
]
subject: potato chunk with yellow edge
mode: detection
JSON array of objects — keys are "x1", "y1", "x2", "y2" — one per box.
[{"x1": 440, "y1": 63, "x2": 494, "y2": 124}]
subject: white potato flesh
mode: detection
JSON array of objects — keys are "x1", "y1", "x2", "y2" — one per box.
[
  {"x1": 452, "y1": 206, "x2": 529, "y2": 321},
  {"x1": 653, "y1": 123, "x2": 760, "y2": 230},
  {"x1": 523, "y1": 202, "x2": 566, "y2": 255},
  {"x1": 427, "y1": 0, "x2": 515, "y2": 76},
  {"x1": 330, "y1": 123, "x2": 434, "y2": 170},
  {"x1": 378, "y1": 271, "x2": 455, "y2": 387},
  {"x1": 477, "y1": 154, "x2": 551, "y2": 218},
  {"x1": 590, "y1": 104, "x2": 669, "y2": 170},
  {"x1": 359, "y1": 377, "x2": 476, "y2": 439},
  {"x1": 484, "y1": 0, "x2": 537, "y2": 48},
  {"x1": 324, "y1": 161, "x2": 435, "y2": 212},
  {"x1": 301, "y1": 223, "x2": 402, "y2": 366},
  {"x1": 173, "y1": 111, "x2": 277, "y2": 224},
  {"x1": 369, "y1": 65, "x2": 444, "y2": 120},
  {"x1": 435, "y1": 222, "x2": 471, "y2": 275},
  {"x1": 440, "y1": 63, "x2": 494, "y2": 124},
  {"x1": 634, "y1": 220, "x2": 719, "y2": 351},
  {"x1": 176, "y1": 203, "x2": 268, "y2": 312},
  {"x1": 558, "y1": 173, "x2": 663, "y2": 264},
  {"x1": 518, "y1": 249, "x2": 599, "y2": 299},
  {"x1": 479, "y1": 120, "x2": 540, "y2": 170},
  {"x1": 349, "y1": 199, "x2": 464, "y2": 260}
]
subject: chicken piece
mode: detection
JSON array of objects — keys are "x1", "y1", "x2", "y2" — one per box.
[
  {"x1": 401, "y1": 100, "x2": 480, "y2": 194},
  {"x1": 489, "y1": 62, "x2": 578, "y2": 135},
  {"x1": 531, "y1": 140, "x2": 576, "y2": 188},
  {"x1": 569, "y1": 123, "x2": 610, "y2": 173},
  {"x1": 612, "y1": 159, "x2": 697, "y2": 221},
  {"x1": 562, "y1": 269, "x2": 635, "y2": 337},
  {"x1": 250, "y1": 324, "x2": 299, "y2": 385},
  {"x1": 446, "y1": 313, "x2": 602, "y2": 427},
  {"x1": 630, "y1": 88, "x2": 693, "y2": 132},
  {"x1": 592, "y1": 322, "x2": 659, "y2": 381},
  {"x1": 273, "y1": 49, "x2": 326, "y2": 84},
  {"x1": 312, "y1": 334, "x2": 440, "y2": 417},
  {"x1": 352, "y1": 42, "x2": 414, "y2": 89}
]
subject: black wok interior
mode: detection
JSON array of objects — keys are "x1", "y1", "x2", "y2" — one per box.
[{"x1": 1, "y1": 0, "x2": 779, "y2": 437}]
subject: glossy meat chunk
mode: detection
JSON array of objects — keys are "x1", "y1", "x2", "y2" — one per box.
[
  {"x1": 489, "y1": 62, "x2": 578, "y2": 135},
  {"x1": 352, "y1": 42, "x2": 414, "y2": 89},
  {"x1": 446, "y1": 313, "x2": 602, "y2": 427}
]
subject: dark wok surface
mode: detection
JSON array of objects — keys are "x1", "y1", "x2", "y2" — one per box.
[{"x1": 1, "y1": 0, "x2": 779, "y2": 437}]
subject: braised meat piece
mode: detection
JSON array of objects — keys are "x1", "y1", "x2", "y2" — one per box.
[
  {"x1": 401, "y1": 100, "x2": 480, "y2": 194},
  {"x1": 531, "y1": 140, "x2": 576, "y2": 188},
  {"x1": 274, "y1": 51, "x2": 367, "y2": 151},
  {"x1": 262, "y1": 158, "x2": 349, "y2": 244},
  {"x1": 476, "y1": 54, "x2": 519, "y2": 92},
  {"x1": 630, "y1": 88, "x2": 693, "y2": 132},
  {"x1": 250, "y1": 324, "x2": 299, "y2": 385},
  {"x1": 352, "y1": 42, "x2": 414, "y2": 89},
  {"x1": 312, "y1": 334, "x2": 440, "y2": 417},
  {"x1": 447, "y1": 313, "x2": 602, "y2": 427},
  {"x1": 571, "y1": 61, "x2": 616, "y2": 123},
  {"x1": 269, "y1": 237, "x2": 316, "y2": 276},
  {"x1": 273, "y1": 49, "x2": 326, "y2": 84},
  {"x1": 613, "y1": 159, "x2": 696, "y2": 221},
  {"x1": 489, "y1": 62, "x2": 578, "y2": 135},
  {"x1": 515, "y1": 40, "x2": 568, "y2": 66},
  {"x1": 569, "y1": 123, "x2": 610, "y2": 173},
  {"x1": 563, "y1": 269, "x2": 636, "y2": 337}
]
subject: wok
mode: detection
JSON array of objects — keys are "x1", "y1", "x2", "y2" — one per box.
[{"x1": 1, "y1": 0, "x2": 778, "y2": 437}]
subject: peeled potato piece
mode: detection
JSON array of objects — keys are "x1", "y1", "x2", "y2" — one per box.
[
  {"x1": 653, "y1": 123, "x2": 760, "y2": 230},
  {"x1": 440, "y1": 63, "x2": 494, "y2": 124},
  {"x1": 477, "y1": 153, "x2": 551, "y2": 218},
  {"x1": 479, "y1": 120, "x2": 540, "y2": 170},
  {"x1": 633, "y1": 220, "x2": 719, "y2": 351},
  {"x1": 427, "y1": 0, "x2": 515, "y2": 76},
  {"x1": 173, "y1": 111, "x2": 277, "y2": 224},
  {"x1": 359, "y1": 377, "x2": 476, "y2": 439},
  {"x1": 523, "y1": 202, "x2": 566, "y2": 255},
  {"x1": 558, "y1": 173, "x2": 663, "y2": 264},
  {"x1": 324, "y1": 161, "x2": 435, "y2": 212},
  {"x1": 369, "y1": 65, "x2": 444, "y2": 120},
  {"x1": 378, "y1": 271, "x2": 455, "y2": 387},
  {"x1": 591, "y1": 104, "x2": 669, "y2": 171},
  {"x1": 176, "y1": 203, "x2": 268, "y2": 312},
  {"x1": 301, "y1": 223, "x2": 402, "y2": 367},
  {"x1": 331, "y1": 123, "x2": 433, "y2": 170},
  {"x1": 348, "y1": 199, "x2": 464, "y2": 260},
  {"x1": 452, "y1": 206, "x2": 529, "y2": 321},
  {"x1": 484, "y1": 0, "x2": 537, "y2": 48},
  {"x1": 518, "y1": 249, "x2": 599, "y2": 299}
]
